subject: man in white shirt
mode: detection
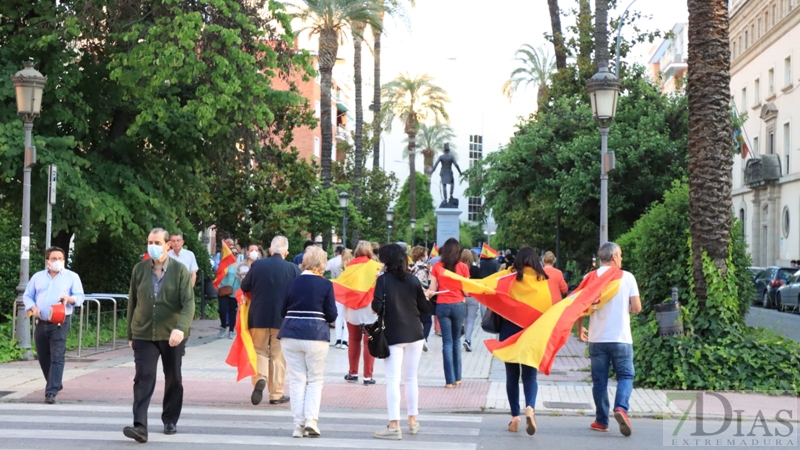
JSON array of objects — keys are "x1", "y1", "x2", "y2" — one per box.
[
  {"x1": 579, "y1": 242, "x2": 641, "y2": 437},
  {"x1": 326, "y1": 246, "x2": 344, "y2": 278},
  {"x1": 168, "y1": 233, "x2": 199, "y2": 286}
]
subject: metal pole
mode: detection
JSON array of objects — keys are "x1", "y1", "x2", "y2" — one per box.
[
  {"x1": 342, "y1": 210, "x2": 347, "y2": 250},
  {"x1": 387, "y1": 225, "x2": 392, "y2": 244},
  {"x1": 600, "y1": 127, "x2": 609, "y2": 246},
  {"x1": 199, "y1": 270, "x2": 206, "y2": 320},
  {"x1": 411, "y1": 229, "x2": 414, "y2": 246},
  {"x1": 615, "y1": 0, "x2": 640, "y2": 79},
  {"x1": 425, "y1": 230, "x2": 428, "y2": 251},
  {"x1": 15, "y1": 121, "x2": 34, "y2": 360}
]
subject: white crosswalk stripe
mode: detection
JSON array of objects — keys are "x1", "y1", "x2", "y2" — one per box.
[{"x1": 0, "y1": 403, "x2": 481, "y2": 449}]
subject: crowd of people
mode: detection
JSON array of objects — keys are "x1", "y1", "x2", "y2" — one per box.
[{"x1": 20, "y1": 227, "x2": 640, "y2": 443}]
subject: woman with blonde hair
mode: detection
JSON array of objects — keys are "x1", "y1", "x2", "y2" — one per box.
[
  {"x1": 343, "y1": 241, "x2": 378, "y2": 385},
  {"x1": 278, "y1": 246, "x2": 337, "y2": 438},
  {"x1": 542, "y1": 251, "x2": 568, "y2": 304}
]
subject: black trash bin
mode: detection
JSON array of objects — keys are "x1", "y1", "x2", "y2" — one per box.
[{"x1": 654, "y1": 288, "x2": 684, "y2": 337}]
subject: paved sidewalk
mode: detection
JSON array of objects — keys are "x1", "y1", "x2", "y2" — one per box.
[{"x1": 1, "y1": 319, "x2": 797, "y2": 421}]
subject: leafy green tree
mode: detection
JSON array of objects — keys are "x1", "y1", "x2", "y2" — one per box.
[
  {"x1": 393, "y1": 172, "x2": 434, "y2": 244},
  {"x1": 501, "y1": 44, "x2": 556, "y2": 106},
  {"x1": 291, "y1": 0, "x2": 382, "y2": 188},
  {"x1": 402, "y1": 122, "x2": 457, "y2": 178},
  {"x1": 382, "y1": 73, "x2": 450, "y2": 222}
]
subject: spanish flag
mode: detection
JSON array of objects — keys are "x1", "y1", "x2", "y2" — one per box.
[
  {"x1": 225, "y1": 289, "x2": 257, "y2": 381},
  {"x1": 430, "y1": 244, "x2": 439, "y2": 258},
  {"x1": 481, "y1": 243, "x2": 499, "y2": 259},
  {"x1": 332, "y1": 256, "x2": 382, "y2": 309},
  {"x1": 214, "y1": 240, "x2": 236, "y2": 289},
  {"x1": 142, "y1": 252, "x2": 150, "y2": 261},
  {"x1": 442, "y1": 266, "x2": 622, "y2": 374}
]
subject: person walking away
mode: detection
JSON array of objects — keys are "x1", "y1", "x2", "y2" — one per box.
[
  {"x1": 462, "y1": 249, "x2": 481, "y2": 352},
  {"x1": 168, "y1": 233, "x2": 199, "y2": 287},
  {"x1": 343, "y1": 241, "x2": 378, "y2": 385},
  {"x1": 293, "y1": 240, "x2": 315, "y2": 266},
  {"x1": 330, "y1": 249, "x2": 352, "y2": 349},
  {"x1": 372, "y1": 244, "x2": 433, "y2": 440},
  {"x1": 502, "y1": 247, "x2": 547, "y2": 435},
  {"x1": 123, "y1": 228, "x2": 194, "y2": 443},
  {"x1": 409, "y1": 246, "x2": 432, "y2": 352},
  {"x1": 278, "y1": 246, "x2": 337, "y2": 438},
  {"x1": 23, "y1": 246, "x2": 85, "y2": 404},
  {"x1": 542, "y1": 251, "x2": 568, "y2": 304},
  {"x1": 242, "y1": 236, "x2": 301, "y2": 406},
  {"x1": 579, "y1": 242, "x2": 641, "y2": 436},
  {"x1": 326, "y1": 246, "x2": 344, "y2": 276},
  {"x1": 216, "y1": 246, "x2": 241, "y2": 338},
  {"x1": 425, "y1": 238, "x2": 470, "y2": 388}
]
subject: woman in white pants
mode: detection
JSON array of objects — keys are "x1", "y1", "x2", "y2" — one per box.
[
  {"x1": 331, "y1": 249, "x2": 352, "y2": 348},
  {"x1": 278, "y1": 247, "x2": 338, "y2": 438},
  {"x1": 371, "y1": 244, "x2": 434, "y2": 440}
]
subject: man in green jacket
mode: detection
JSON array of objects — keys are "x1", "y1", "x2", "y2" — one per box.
[{"x1": 123, "y1": 227, "x2": 195, "y2": 443}]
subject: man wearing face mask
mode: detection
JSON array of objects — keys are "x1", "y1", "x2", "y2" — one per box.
[
  {"x1": 241, "y1": 236, "x2": 300, "y2": 405},
  {"x1": 168, "y1": 233, "x2": 199, "y2": 287},
  {"x1": 23, "y1": 247, "x2": 85, "y2": 405},
  {"x1": 124, "y1": 228, "x2": 195, "y2": 443}
]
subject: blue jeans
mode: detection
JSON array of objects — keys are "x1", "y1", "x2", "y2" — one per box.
[
  {"x1": 464, "y1": 297, "x2": 480, "y2": 343},
  {"x1": 420, "y1": 313, "x2": 433, "y2": 340},
  {"x1": 435, "y1": 302, "x2": 466, "y2": 385},
  {"x1": 505, "y1": 362, "x2": 538, "y2": 417},
  {"x1": 589, "y1": 342, "x2": 635, "y2": 427}
]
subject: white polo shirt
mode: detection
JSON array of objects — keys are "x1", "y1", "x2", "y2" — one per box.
[
  {"x1": 168, "y1": 248, "x2": 198, "y2": 274},
  {"x1": 588, "y1": 266, "x2": 639, "y2": 344}
]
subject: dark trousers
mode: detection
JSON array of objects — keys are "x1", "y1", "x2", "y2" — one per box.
[
  {"x1": 217, "y1": 295, "x2": 238, "y2": 331},
  {"x1": 420, "y1": 313, "x2": 433, "y2": 340},
  {"x1": 505, "y1": 362, "x2": 539, "y2": 417},
  {"x1": 34, "y1": 317, "x2": 71, "y2": 397},
  {"x1": 132, "y1": 339, "x2": 186, "y2": 429}
]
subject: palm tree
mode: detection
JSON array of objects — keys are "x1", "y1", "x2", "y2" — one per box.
[
  {"x1": 292, "y1": 0, "x2": 382, "y2": 188},
  {"x1": 351, "y1": 19, "x2": 367, "y2": 214},
  {"x1": 371, "y1": 0, "x2": 415, "y2": 171},
  {"x1": 547, "y1": 0, "x2": 567, "y2": 70},
  {"x1": 401, "y1": 122, "x2": 457, "y2": 177},
  {"x1": 501, "y1": 44, "x2": 556, "y2": 107},
  {"x1": 383, "y1": 73, "x2": 450, "y2": 221},
  {"x1": 594, "y1": 0, "x2": 609, "y2": 68},
  {"x1": 687, "y1": 0, "x2": 733, "y2": 306}
]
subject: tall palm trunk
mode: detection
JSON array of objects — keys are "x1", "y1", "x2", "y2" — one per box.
[
  {"x1": 352, "y1": 22, "x2": 365, "y2": 244},
  {"x1": 687, "y1": 0, "x2": 733, "y2": 307},
  {"x1": 594, "y1": 0, "x2": 609, "y2": 68},
  {"x1": 371, "y1": 13, "x2": 383, "y2": 170},
  {"x1": 406, "y1": 117, "x2": 417, "y2": 221},
  {"x1": 423, "y1": 150, "x2": 434, "y2": 177},
  {"x1": 547, "y1": 0, "x2": 567, "y2": 70},
  {"x1": 319, "y1": 28, "x2": 339, "y2": 188},
  {"x1": 578, "y1": 0, "x2": 593, "y2": 69}
]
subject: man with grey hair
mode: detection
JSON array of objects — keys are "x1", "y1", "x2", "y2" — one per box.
[
  {"x1": 124, "y1": 228, "x2": 194, "y2": 443},
  {"x1": 241, "y1": 235, "x2": 300, "y2": 406},
  {"x1": 578, "y1": 242, "x2": 641, "y2": 437}
]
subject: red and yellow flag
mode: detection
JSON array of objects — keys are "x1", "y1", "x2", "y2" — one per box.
[
  {"x1": 142, "y1": 252, "x2": 151, "y2": 261},
  {"x1": 214, "y1": 240, "x2": 236, "y2": 289},
  {"x1": 442, "y1": 266, "x2": 622, "y2": 374},
  {"x1": 225, "y1": 289, "x2": 257, "y2": 381},
  {"x1": 430, "y1": 244, "x2": 439, "y2": 258},
  {"x1": 481, "y1": 243, "x2": 499, "y2": 259},
  {"x1": 332, "y1": 256, "x2": 382, "y2": 309}
]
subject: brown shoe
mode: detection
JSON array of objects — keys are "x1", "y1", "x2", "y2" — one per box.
[
  {"x1": 525, "y1": 406, "x2": 537, "y2": 435},
  {"x1": 508, "y1": 418, "x2": 520, "y2": 432}
]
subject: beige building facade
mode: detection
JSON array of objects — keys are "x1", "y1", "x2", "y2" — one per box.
[{"x1": 730, "y1": 0, "x2": 799, "y2": 266}]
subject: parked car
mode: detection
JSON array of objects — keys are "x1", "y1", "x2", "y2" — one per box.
[
  {"x1": 775, "y1": 271, "x2": 800, "y2": 311},
  {"x1": 753, "y1": 266, "x2": 797, "y2": 309},
  {"x1": 748, "y1": 266, "x2": 765, "y2": 277}
]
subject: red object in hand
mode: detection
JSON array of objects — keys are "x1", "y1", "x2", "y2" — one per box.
[{"x1": 49, "y1": 303, "x2": 66, "y2": 325}]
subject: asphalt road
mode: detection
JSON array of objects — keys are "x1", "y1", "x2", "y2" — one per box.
[{"x1": 746, "y1": 305, "x2": 800, "y2": 342}]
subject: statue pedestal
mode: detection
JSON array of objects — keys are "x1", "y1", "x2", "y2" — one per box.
[{"x1": 435, "y1": 207, "x2": 462, "y2": 246}]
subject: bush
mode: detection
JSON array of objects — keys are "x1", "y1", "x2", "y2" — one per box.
[{"x1": 71, "y1": 231, "x2": 142, "y2": 295}]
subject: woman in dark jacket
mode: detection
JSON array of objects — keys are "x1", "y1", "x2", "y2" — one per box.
[
  {"x1": 372, "y1": 244, "x2": 433, "y2": 441},
  {"x1": 503, "y1": 246, "x2": 547, "y2": 436},
  {"x1": 278, "y1": 247, "x2": 337, "y2": 439}
]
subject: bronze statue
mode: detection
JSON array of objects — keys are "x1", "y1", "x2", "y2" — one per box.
[{"x1": 431, "y1": 143, "x2": 462, "y2": 207}]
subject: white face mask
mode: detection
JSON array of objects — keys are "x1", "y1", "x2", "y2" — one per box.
[
  {"x1": 49, "y1": 260, "x2": 64, "y2": 273},
  {"x1": 249, "y1": 251, "x2": 259, "y2": 261}
]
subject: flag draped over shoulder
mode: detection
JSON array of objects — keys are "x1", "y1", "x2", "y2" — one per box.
[
  {"x1": 441, "y1": 266, "x2": 622, "y2": 374},
  {"x1": 225, "y1": 289, "x2": 257, "y2": 382},
  {"x1": 214, "y1": 240, "x2": 236, "y2": 289},
  {"x1": 481, "y1": 243, "x2": 499, "y2": 259},
  {"x1": 430, "y1": 244, "x2": 439, "y2": 257},
  {"x1": 332, "y1": 256, "x2": 382, "y2": 309}
]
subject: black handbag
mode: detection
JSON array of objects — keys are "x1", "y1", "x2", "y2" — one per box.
[
  {"x1": 481, "y1": 307, "x2": 503, "y2": 334},
  {"x1": 366, "y1": 277, "x2": 390, "y2": 359}
]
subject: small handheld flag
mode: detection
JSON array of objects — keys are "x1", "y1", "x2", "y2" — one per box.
[
  {"x1": 214, "y1": 240, "x2": 236, "y2": 289},
  {"x1": 481, "y1": 243, "x2": 499, "y2": 259},
  {"x1": 430, "y1": 244, "x2": 439, "y2": 258}
]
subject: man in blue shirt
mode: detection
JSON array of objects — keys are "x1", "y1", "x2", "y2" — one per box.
[
  {"x1": 292, "y1": 240, "x2": 315, "y2": 266},
  {"x1": 23, "y1": 246, "x2": 85, "y2": 404}
]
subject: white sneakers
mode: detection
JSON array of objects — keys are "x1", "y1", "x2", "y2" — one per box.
[{"x1": 373, "y1": 426, "x2": 402, "y2": 440}]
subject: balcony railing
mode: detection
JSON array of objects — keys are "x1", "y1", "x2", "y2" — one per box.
[{"x1": 745, "y1": 154, "x2": 782, "y2": 187}]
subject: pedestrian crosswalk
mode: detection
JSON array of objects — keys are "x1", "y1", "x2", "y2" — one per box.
[{"x1": 0, "y1": 403, "x2": 482, "y2": 449}]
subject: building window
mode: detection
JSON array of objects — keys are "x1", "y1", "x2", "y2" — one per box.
[
  {"x1": 740, "y1": 208, "x2": 746, "y2": 237},
  {"x1": 745, "y1": 30, "x2": 749, "y2": 49},
  {"x1": 757, "y1": 18, "x2": 762, "y2": 37},
  {"x1": 754, "y1": 78, "x2": 761, "y2": 105},
  {"x1": 313, "y1": 136, "x2": 320, "y2": 158},
  {"x1": 768, "y1": 68, "x2": 775, "y2": 96},
  {"x1": 783, "y1": 206, "x2": 790, "y2": 238},
  {"x1": 785, "y1": 122, "x2": 792, "y2": 174},
  {"x1": 785, "y1": 56, "x2": 793, "y2": 87},
  {"x1": 773, "y1": 4, "x2": 777, "y2": 25},
  {"x1": 739, "y1": 36, "x2": 743, "y2": 54},
  {"x1": 769, "y1": 130, "x2": 776, "y2": 154},
  {"x1": 469, "y1": 135, "x2": 483, "y2": 167},
  {"x1": 315, "y1": 101, "x2": 321, "y2": 119},
  {"x1": 741, "y1": 87, "x2": 748, "y2": 111},
  {"x1": 753, "y1": 136, "x2": 759, "y2": 155},
  {"x1": 733, "y1": 42, "x2": 737, "y2": 58},
  {"x1": 468, "y1": 197, "x2": 482, "y2": 222},
  {"x1": 765, "y1": 11, "x2": 769, "y2": 31}
]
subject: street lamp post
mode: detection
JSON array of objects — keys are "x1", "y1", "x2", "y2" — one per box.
[
  {"x1": 338, "y1": 191, "x2": 350, "y2": 249},
  {"x1": 410, "y1": 219, "x2": 416, "y2": 246},
  {"x1": 484, "y1": 230, "x2": 496, "y2": 246},
  {"x1": 11, "y1": 61, "x2": 47, "y2": 361},
  {"x1": 386, "y1": 207, "x2": 394, "y2": 244},
  {"x1": 586, "y1": 64, "x2": 620, "y2": 247},
  {"x1": 423, "y1": 222, "x2": 429, "y2": 250}
]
